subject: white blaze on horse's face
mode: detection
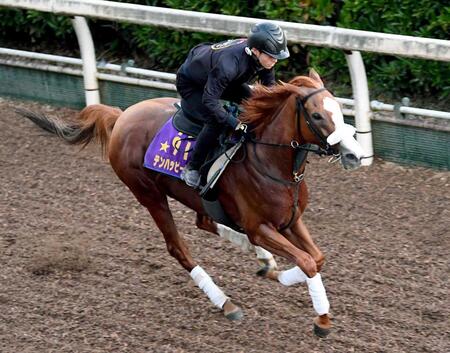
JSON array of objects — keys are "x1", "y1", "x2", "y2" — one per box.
[{"x1": 322, "y1": 97, "x2": 364, "y2": 170}]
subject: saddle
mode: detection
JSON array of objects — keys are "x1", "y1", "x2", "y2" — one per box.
[
  {"x1": 172, "y1": 103, "x2": 203, "y2": 137},
  {"x1": 144, "y1": 102, "x2": 244, "y2": 232}
]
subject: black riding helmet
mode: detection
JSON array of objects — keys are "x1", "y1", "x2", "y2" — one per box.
[{"x1": 247, "y1": 22, "x2": 290, "y2": 60}]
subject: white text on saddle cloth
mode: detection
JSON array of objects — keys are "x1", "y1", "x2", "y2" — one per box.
[{"x1": 323, "y1": 97, "x2": 364, "y2": 158}]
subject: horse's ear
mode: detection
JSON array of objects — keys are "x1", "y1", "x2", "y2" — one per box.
[{"x1": 309, "y1": 68, "x2": 324, "y2": 87}]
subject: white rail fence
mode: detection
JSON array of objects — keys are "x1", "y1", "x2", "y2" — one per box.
[
  {"x1": 1, "y1": 0, "x2": 449, "y2": 166},
  {"x1": 4, "y1": 48, "x2": 448, "y2": 123}
]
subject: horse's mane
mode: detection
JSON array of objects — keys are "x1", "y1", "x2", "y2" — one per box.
[{"x1": 241, "y1": 76, "x2": 322, "y2": 133}]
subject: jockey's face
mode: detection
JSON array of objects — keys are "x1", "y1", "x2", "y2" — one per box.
[{"x1": 252, "y1": 48, "x2": 278, "y2": 69}]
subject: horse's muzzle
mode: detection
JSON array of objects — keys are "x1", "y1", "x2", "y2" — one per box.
[
  {"x1": 341, "y1": 151, "x2": 361, "y2": 170},
  {"x1": 338, "y1": 136, "x2": 364, "y2": 170}
]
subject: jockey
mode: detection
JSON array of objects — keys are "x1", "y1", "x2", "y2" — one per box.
[{"x1": 177, "y1": 22, "x2": 290, "y2": 188}]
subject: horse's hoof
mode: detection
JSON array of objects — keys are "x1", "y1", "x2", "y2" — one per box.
[
  {"x1": 257, "y1": 268, "x2": 280, "y2": 282},
  {"x1": 256, "y1": 265, "x2": 271, "y2": 277},
  {"x1": 313, "y1": 315, "x2": 332, "y2": 338},
  {"x1": 225, "y1": 309, "x2": 244, "y2": 321},
  {"x1": 223, "y1": 300, "x2": 244, "y2": 321},
  {"x1": 313, "y1": 323, "x2": 330, "y2": 337},
  {"x1": 256, "y1": 258, "x2": 277, "y2": 277}
]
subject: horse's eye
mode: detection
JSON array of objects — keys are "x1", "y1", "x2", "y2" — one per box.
[{"x1": 312, "y1": 112, "x2": 323, "y2": 120}]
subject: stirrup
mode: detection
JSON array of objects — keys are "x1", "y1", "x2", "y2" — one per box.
[{"x1": 181, "y1": 168, "x2": 201, "y2": 188}]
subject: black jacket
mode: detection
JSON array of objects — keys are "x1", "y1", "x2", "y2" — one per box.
[{"x1": 177, "y1": 39, "x2": 275, "y2": 125}]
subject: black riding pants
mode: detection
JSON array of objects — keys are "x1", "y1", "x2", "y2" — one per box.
[{"x1": 176, "y1": 76, "x2": 251, "y2": 169}]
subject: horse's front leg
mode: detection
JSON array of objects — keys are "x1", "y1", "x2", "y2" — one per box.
[
  {"x1": 248, "y1": 223, "x2": 318, "y2": 276},
  {"x1": 279, "y1": 217, "x2": 331, "y2": 337},
  {"x1": 282, "y1": 217, "x2": 325, "y2": 271},
  {"x1": 247, "y1": 223, "x2": 331, "y2": 337}
]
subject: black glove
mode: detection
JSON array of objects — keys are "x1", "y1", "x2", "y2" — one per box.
[
  {"x1": 226, "y1": 103, "x2": 240, "y2": 117},
  {"x1": 225, "y1": 113, "x2": 239, "y2": 129}
]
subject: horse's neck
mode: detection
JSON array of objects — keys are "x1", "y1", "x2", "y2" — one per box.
[
  {"x1": 258, "y1": 95, "x2": 297, "y2": 143},
  {"x1": 250, "y1": 97, "x2": 303, "y2": 179}
]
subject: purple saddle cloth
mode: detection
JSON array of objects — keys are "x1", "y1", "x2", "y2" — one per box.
[{"x1": 143, "y1": 117, "x2": 197, "y2": 179}]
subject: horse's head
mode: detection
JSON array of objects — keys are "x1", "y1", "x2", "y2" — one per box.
[
  {"x1": 291, "y1": 69, "x2": 364, "y2": 170},
  {"x1": 241, "y1": 70, "x2": 364, "y2": 170}
]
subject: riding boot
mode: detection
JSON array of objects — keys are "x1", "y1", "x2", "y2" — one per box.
[{"x1": 181, "y1": 122, "x2": 222, "y2": 187}]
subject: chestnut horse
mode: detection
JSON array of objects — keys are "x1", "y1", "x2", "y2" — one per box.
[{"x1": 17, "y1": 69, "x2": 364, "y2": 337}]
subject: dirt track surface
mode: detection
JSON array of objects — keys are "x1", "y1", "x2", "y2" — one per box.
[{"x1": 1, "y1": 97, "x2": 449, "y2": 353}]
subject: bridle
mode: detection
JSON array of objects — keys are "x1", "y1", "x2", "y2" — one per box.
[
  {"x1": 296, "y1": 87, "x2": 334, "y2": 153},
  {"x1": 246, "y1": 87, "x2": 339, "y2": 230},
  {"x1": 248, "y1": 87, "x2": 338, "y2": 182}
]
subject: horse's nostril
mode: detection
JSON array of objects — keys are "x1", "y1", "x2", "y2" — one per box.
[
  {"x1": 345, "y1": 153, "x2": 358, "y2": 161},
  {"x1": 312, "y1": 112, "x2": 322, "y2": 120}
]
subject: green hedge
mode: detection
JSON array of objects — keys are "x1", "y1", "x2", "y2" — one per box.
[
  {"x1": 0, "y1": 0, "x2": 448, "y2": 103},
  {"x1": 308, "y1": 0, "x2": 450, "y2": 100}
]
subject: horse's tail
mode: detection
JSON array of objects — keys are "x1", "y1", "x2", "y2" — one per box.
[{"x1": 16, "y1": 104, "x2": 122, "y2": 158}]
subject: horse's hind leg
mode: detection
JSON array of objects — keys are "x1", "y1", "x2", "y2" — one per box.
[
  {"x1": 195, "y1": 214, "x2": 277, "y2": 275},
  {"x1": 137, "y1": 194, "x2": 243, "y2": 320}
]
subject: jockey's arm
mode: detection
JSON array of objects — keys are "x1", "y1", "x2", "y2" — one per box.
[{"x1": 202, "y1": 61, "x2": 240, "y2": 128}]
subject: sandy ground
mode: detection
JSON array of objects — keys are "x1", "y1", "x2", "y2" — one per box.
[{"x1": 0, "y1": 97, "x2": 449, "y2": 353}]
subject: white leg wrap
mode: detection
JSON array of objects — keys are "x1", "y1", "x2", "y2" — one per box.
[
  {"x1": 216, "y1": 224, "x2": 276, "y2": 267},
  {"x1": 278, "y1": 267, "x2": 330, "y2": 315},
  {"x1": 217, "y1": 224, "x2": 254, "y2": 252},
  {"x1": 190, "y1": 265, "x2": 228, "y2": 309},
  {"x1": 277, "y1": 266, "x2": 308, "y2": 286},
  {"x1": 306, "y1": 273, "x2": 330, "y2": 316},
  {"x1": 255, "y1": 246, "x2": 274, "y2": 260}
]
